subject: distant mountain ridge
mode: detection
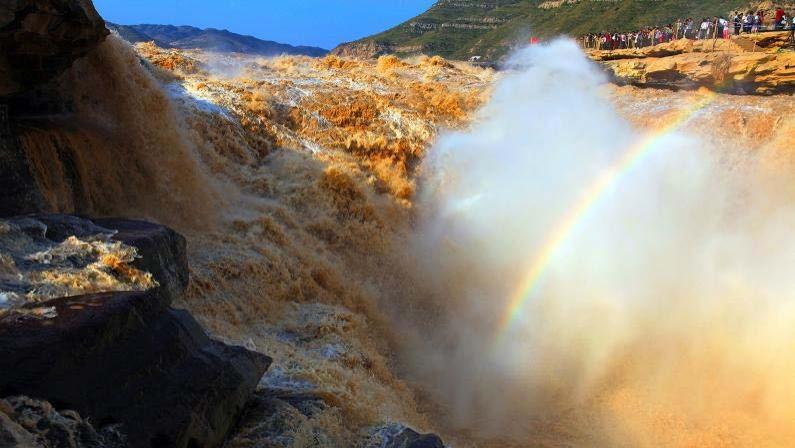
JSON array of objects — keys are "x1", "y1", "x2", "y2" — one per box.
[
  {"x1": 332, "y1": 0, "x2": 762, "y2": 61},
  {"x1": 107, "y1": 23, "x2": 328, "y2": 57}
]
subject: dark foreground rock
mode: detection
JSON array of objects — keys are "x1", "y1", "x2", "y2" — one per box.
[
  {"x1": 224, "y1": 389, "x2": 330, "y2": 447},
  {"x1": 0, "y1": 396, "x2": 125, "y2": 448},
  {"x1": 226, "y1": 386, "x2": 447, "y2": 448},
  {"x1": 0, "y1": 0, "x2": 108, "y2": 97},
  {"x1": 93, "y1": 217, "x2": 190, "y2": 302},
  {"x1": 366, "y1": 423, "x2": 445, "y2": 448},
  {"x1": 0, "y1": 215, "x2": 271, "y2": 448}
]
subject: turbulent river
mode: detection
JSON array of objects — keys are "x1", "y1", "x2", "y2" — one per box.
[{"x1": 18, "y1": 36, "x2": 795, "y2": 447}]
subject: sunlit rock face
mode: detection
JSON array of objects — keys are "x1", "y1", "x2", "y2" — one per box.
[
  {"x1": 0, "y1": 0, "x2": 108, "y2": 97},
  {"x1": 590, "y1": 32, "x2": 795, "y2": 94}
]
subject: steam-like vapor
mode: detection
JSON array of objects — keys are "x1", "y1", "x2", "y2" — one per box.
[{"x1": 411, "y1": 40, "x2": 795, "y2": 445}]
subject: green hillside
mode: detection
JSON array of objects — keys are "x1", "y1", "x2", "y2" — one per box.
[{"x1": 333, "y1": 0, "x2": 753, "y2": 61}]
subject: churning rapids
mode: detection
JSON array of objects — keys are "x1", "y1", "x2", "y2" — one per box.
[{"x1": 19, "y1": 35, "x2": 795, "y2": 447}]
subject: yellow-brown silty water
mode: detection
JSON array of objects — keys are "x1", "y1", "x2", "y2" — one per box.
[{"x1": 17, "y1": 35, "x2": 795, "y2": 447}]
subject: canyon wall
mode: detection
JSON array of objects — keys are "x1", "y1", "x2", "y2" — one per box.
[{"x1": 592, "y1": 32, "x2": 795, "y2": 94}]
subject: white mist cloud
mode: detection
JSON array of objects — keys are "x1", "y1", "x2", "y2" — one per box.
[{"x1": 408, "y1": 39, "x2": 795, "y2": 445}]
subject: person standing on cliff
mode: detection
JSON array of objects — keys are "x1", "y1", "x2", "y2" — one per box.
[
  {"x1": 789, "y1": 15, "x2": 795, "y2": 46},
  {"x1": 775, "y1": 7, "x2": 785, "y2": 30},
  {"x1": 734, "y1": 12, "x2": 742, "y2": 35}
]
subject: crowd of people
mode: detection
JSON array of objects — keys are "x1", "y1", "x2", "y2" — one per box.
[{"x1": 580, "y1": 6, "x2": 795, "y2": 50}]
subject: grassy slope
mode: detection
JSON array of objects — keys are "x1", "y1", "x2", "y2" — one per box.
[{"x1": 349, "y1": 0, "x2": 750, "y2": 60}]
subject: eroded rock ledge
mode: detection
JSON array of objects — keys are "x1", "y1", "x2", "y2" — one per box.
[
  {"x1": 0, "y1": 215, "x2": 271, "y2": 448},
  {"x1": 590, "y1": 32, "x2": 795, "y2": 95}
]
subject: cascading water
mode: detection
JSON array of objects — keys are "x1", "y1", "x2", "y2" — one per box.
[
  {"x1": 18, "y1": 37, "x2": 224, "y2": 228},
  {"x1": 14, "y1": 35, "x2": 481, "y2": 445},
  {"x1": 13, "y1": 31, "x2": 795, "y2": 447}
]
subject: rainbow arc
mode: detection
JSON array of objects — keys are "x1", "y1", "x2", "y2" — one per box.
[{"x1": 497, "y1": 91, "x2": 718, "y2": 338}]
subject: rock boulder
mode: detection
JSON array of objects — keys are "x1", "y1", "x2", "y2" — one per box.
[
  {"x1": 0, "y1": 215, "x2": 271, "y2": 448},
  {"x1": 0, "y1": 0, "x2": 108, "y2": 97},
  {"x1": 0, "y1": 396, "x2": 126, "y2": 447}
]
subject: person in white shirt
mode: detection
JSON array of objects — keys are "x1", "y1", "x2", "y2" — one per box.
[
  {"x1": 699, "y1": 19, "x2": 709, "y2": 39},
  {"x1": 743, "y1": 12, "x2": 753, "y2": 33}
]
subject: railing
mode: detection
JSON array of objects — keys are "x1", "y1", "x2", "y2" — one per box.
[{"x1": 579, "y1": 22, "x2": 795, "y2": 51}]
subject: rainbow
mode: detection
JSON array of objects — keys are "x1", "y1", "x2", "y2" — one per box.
[{"x1": 497, "y1": 90, "x2": 718, "y2": 335}]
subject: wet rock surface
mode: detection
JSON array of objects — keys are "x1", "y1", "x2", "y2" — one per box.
[
  {"x1": 225, "y1": 388, "x2": 447, "y2": 448},
  {"x1": 0, "y1": 135, "x2": 46, "y2": 217},
  {"x1": 0, "y1": 396, "x2": 125, "y2": 448},
  {"x1": 0, "y1": 0, "x2": 110, "y2": 217},
  {"x1": 92, "y1": 217, "x2": 190, "y2": 302},
  {"x1": 365, "y1": 423, "x2": 445, "y2": 448},
  {"x1": 223, "y1": 389, "x2": 330, "y2": 448},
  {"x1": 0, "y1": 215, "x2": 271, "y2": 448},
  {"x1": 0, "y1": 0, "x2": 108, "y2": 97},
  {"x1": 0, "y1": 215, "x2": 158, "y2": 314}
]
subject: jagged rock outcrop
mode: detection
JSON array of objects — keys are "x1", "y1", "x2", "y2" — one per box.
[
  {"x1": 224, "y1": 389, "x2": 330, "y2": 447},
  {"x1": 331, "y1": 40, "x2": 396, "y2": 59},
  {"x1": 0, "y1": 0, "x2": 108, "y2": 97},
  {"x1": 227, "y1": 389, "x2": 447, "y2": 448},
  {"x1": 604, "y1": 51, "x2": 795, "y2": 94},
  {"x1": 592, "y1": 33, "x2": 795, "y2": 94},
  {"x1": 0, "y1": 215, "x2": 271, "y2": 448},
  {"x1": 365, "y1": 424, "x2": 445, "y2": 448},
  {"x1": 0, "y1": 396, "x2": 126, "y2": 448}
]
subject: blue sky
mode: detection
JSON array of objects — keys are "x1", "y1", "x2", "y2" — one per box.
[{"x1": 94, "y1": 0, "x2": 435, "y2": 50}]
